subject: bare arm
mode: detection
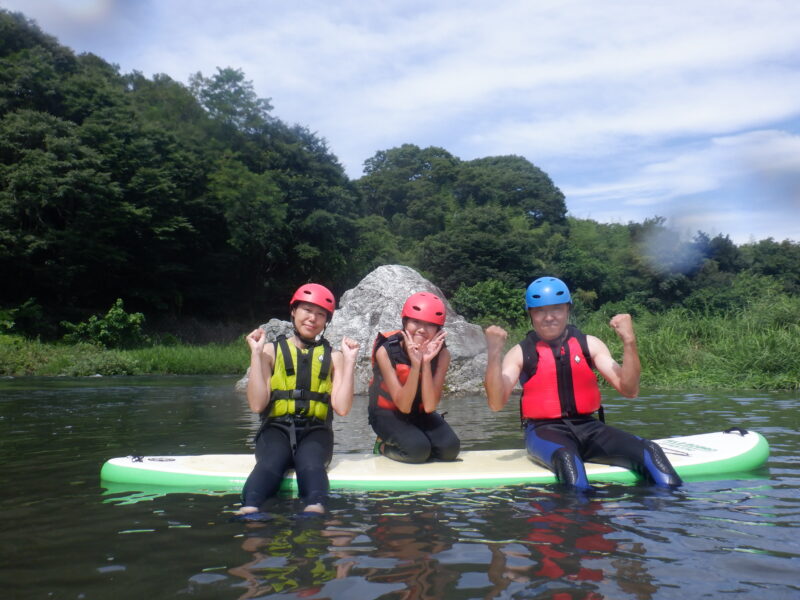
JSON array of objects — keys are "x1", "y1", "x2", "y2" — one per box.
[
  {"x1": 420, "y1": 346, "x2": 450, "y2": 413},
  {"x1": 375, "y1": 332, "x2": 432, "y2": 414},
  {"x1": 418, "y1": 329, "x2": 448, "y2": 413},
  {"x1": 589, "y1": 313, "x2": 640, "y2": 398},
  {"x1": 330, "y1": 337, "x2": 360, "y2": 416},
  {"x1": 375, "y1": 344, "x2": 420, "y2": 414},
  {"x1": 483, "y1": 326, "x2": 522, "y2": 411},
  {"x1": 245, "y1": 328, "x2": 274, "y2": 413}
]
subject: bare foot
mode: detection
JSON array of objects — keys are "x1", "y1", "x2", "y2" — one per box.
[{"x1": 236, "y1": 506, "x2": 260, "y2": 515}]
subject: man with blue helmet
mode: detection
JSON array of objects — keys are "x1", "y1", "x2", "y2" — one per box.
[{"x1": 483, "y1": 277, "x2": 681, "y2": 492}]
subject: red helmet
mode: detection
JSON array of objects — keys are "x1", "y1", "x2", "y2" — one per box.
[
  {"x1": 401, "y1": 292, "x2": 446, "y2": 326},
  {"x1": 290, "y1": 283, "x2": 335, "y2": 320}
]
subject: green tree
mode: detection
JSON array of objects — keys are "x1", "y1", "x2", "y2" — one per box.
[
  {"x1": 359, "y1": 144, "x2": 459, "y2": 221},
  {"x1": 0, "y1": 110, "x2": 126, "y2": 311},
  {"x1": 206, "y1": 154, "x2": 287, "y2": 302},
  {"x1": 351, "y1": 215, "x2": 404, "y2": 274},
  {"x1": 0, "y1": 45, "x2": 66, "y2": 116},
  {"x1": 553, "y1": 218, "x2": 647, "y2": 306},
  {"x1": 189, "y1": 67, "x2": 272, "y2": 134},
  {"x1": 691, "y1": 231, "x2": 744, "y2": 273},
  {"x1": 454, "y1": 155, "x2": 568, "y2": 228},
  {"x1": 451, "y1": 279, "x2": 527, "y2": 328},
  {"x1": 418, "y1": 204, "x2": 545, "y2": 294},
  {"x1": 740, "y1": 238, "x2": 800, "y2": 295},
  {"x1": 0, "y1": 11, "x2": 76, "y2": 115}
]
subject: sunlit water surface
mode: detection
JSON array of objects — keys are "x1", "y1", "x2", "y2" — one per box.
[{"x1": 0, "y1": 376, "x2": 797, "y2": 599}]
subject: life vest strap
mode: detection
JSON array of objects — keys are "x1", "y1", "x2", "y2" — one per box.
[
  {"x1": 271, "y1": 389, "x2": 331, "y2": 402},
  {"x1": 276, "y1": 336, "x2": 295, "y2": 376},
  {"x1": 266, "y1": 398, "x2": 330, "y2": 420},
  {"x1": 259, "y1": 417, "x2": 329, "y2": 456},
  {"x1": 318, "y1": 343, "x2": 332, "y2": 380}
]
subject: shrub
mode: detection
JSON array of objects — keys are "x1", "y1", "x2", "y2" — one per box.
[
  {"x1": 61, "y1": 299, "x2": 150, "y2": 349},
  {"x1": 451, "y1": 279, "x2": 527, "y2": 328},
  {"x1": 0, "y1": 308, "x2": 13, "y2": 334},
  {"x1": 0, "y1": 298, "x2": 54, "y2": 338},
  {"x1": 58, "y1": 350, "x2": 140, "y2": 376}
]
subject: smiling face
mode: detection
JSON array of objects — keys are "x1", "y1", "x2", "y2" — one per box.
[
  {"x1": 291, "y1": 301, "x2": 329, "y2": 339},
  {"x1": 403, "y1": 317, "x2": 440, "y2": 344},
  {"x1": 528, "y1": 303, "x2": 570, "y2": 342}
]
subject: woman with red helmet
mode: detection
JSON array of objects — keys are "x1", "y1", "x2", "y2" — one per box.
[
  {"x1": 235, "y1": 283, "x2": 359, "y2": 520},
  {"x1": 367, "y1": 291, "x2": 460, "y2": 463}
]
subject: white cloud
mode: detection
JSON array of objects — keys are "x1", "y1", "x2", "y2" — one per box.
[{"x1": 563, "y1": 129, "x2": 800, "y2": 243}]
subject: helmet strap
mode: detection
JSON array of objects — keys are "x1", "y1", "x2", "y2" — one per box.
[{"x1": 292, "y1": 327, "x2": 322, "y2": 347}]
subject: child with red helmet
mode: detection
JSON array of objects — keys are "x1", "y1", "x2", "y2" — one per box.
[
  {"x1": 368, "y1": 292, "x2": 460, "y2": 463},
  {"x1": 235, "y1": 283, "x2": 359, "y2": 520}
]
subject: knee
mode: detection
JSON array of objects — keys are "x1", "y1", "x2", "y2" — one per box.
[
  {"x1": 643, "y1": 440, "x2": 683, "y2": 488},
  {"x1": 436, "y1": 436, "x2": 460, "y2": 462},
  {"x1": 552, "y1": 448, "x2": 592, "y2": 492},
  {"x1": 404, "y1": 439, "x2": 432, "y2": 463},
  {"x1": 385, "y1": 437, "x2": 431, "y2": 464},
  {"x1": 552, "y1": 448, "x2": 579, "y2": 483}
]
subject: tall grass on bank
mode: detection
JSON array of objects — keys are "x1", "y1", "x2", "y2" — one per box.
[
  {"x1": 125, "y1": 342, "x2": 249, "y2": 375},
  {"x1": 580, "y1": 299, "x2": 800, "y2": 390},
  {"x1": 0, "y1": 336, "x2": 249, "y2": 377}
]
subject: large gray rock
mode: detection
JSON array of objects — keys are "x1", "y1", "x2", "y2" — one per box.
[{"x1": 236, "y1": 265, "x2": 488, "y2": 394}]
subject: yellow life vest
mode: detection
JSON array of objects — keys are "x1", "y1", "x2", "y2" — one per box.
[{"x1": 267, "y1": 336, "x2": 333, "y2": 421}]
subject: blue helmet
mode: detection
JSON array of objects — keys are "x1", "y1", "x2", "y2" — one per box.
[{"x1": 525, "y1": 277, "x2": 571, "y2": 308}]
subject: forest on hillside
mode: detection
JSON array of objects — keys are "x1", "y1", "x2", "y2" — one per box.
[{"x1": 2, "y1": 10, "x2": 799, "y2": 341}]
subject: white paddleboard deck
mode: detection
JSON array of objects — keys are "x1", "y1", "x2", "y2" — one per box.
[{"x1": 101, "y1": 430, "x2": 769, "y2": 493}]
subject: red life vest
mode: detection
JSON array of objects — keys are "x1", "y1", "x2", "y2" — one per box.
[
  {"x1": 519, "y1": 325, "x2": 601, "y2": 419},
  {"x1": 368, "y1": 330, "x2": 440, "y2": 413}
]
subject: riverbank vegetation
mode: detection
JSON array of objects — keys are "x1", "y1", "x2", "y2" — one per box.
[
  {"x1": 1, "y1": 11, "x2": 798, "y2": 390},
  {"x1": 2, "y1": 283, "x2": 797, "y2": 390},
  {"x1": 0, "y1": 335, "x2": 248, "y2": 377}
]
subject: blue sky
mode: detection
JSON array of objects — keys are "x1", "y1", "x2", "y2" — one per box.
[{"x1": 4, "y1": 0, "x2": 800, "y2": 244}]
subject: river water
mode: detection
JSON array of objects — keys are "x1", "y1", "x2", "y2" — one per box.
[{"x1": 0, "y1": 376, "x2": 797, "y2": 600}]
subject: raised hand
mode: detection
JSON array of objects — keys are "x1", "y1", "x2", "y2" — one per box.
[
  {"x1": 245, "y1": 328, "x2": 267, "y2": 354},
  {"x1": 340, "y1": 336, "x2": 360, "y2": 362},
  {"x1": 401, "y1": 329, "x2": 424, "y2": 366},
  {"x1": 420, "y1": 329, "x2": 446, "y2": 363},
  {"x1": 484, "y1": 325, "x2": 508, "y2": 355},
  {"x1": 609, "y1": 314, "x2": 636, "y2": 344}
]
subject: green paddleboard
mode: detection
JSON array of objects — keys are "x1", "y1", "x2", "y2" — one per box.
[{"x1": 101, "y1": 430, "x2": 769, "y2": 498}]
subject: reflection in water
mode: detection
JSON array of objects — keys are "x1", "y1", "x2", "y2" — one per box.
[
  {"x1": 224, "y1": 491, "x2": 659, "y2": 600},
  {"x1": 226, "y1": 501, "x2": 461, "y2": 599},
  {"x1": 508, "y1": 492, "x2": 658, "y2": 600},
  {"x1": 450, "y1": 491, "x2": 622, "y2": 600},
  {"x1": 228, "y1": 518, "x2": 359, "y2": 599},
  {"x1": 364, "y1": 506, "x2": 459, "y2": 599}
]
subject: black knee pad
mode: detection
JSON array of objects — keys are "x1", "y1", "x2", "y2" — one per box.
[
  {"x1": 643, "y1": 440, "x2": 683, "y2": 487},
  {"x1": 552, "y1": 448, "x2": 580, "y2": 486}
]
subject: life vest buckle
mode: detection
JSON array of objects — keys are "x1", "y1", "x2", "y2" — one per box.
[{"x1": 290, "y1": 389, "x2": 308, "y2": 400}]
